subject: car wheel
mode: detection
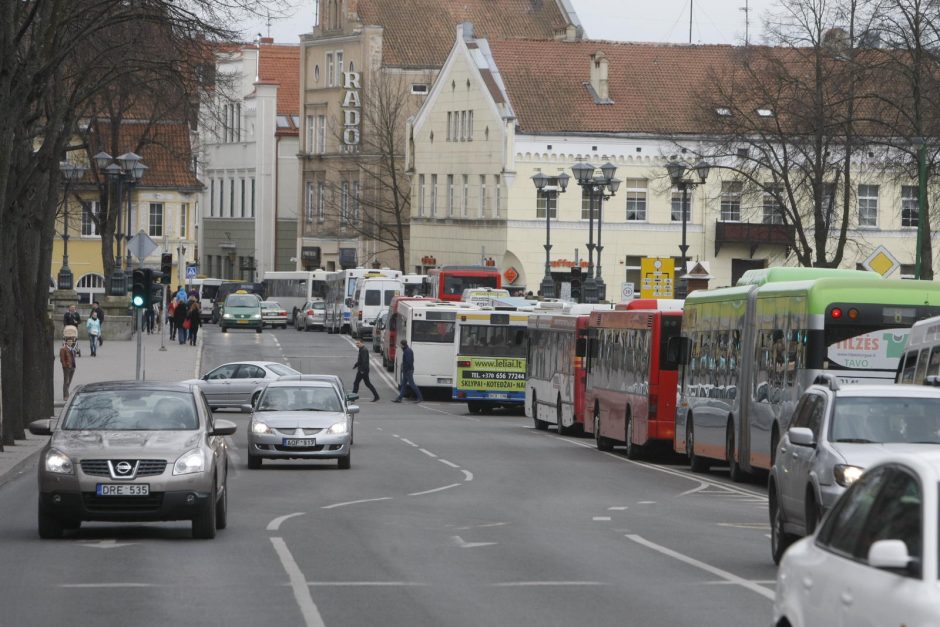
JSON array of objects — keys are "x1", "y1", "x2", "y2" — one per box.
[
  {"x1": 250, "y1": 391, "x2": 260, "y2": 407},
  {"x1": 338, "y1": 450, "x2": 351, "y2": 469},
  {"x1": 770, "y1": 428, "x2": 780, "y2": 468},
  {"x1": 221, "y1": 326, "x2": 228, "y2": 333},
  {"x1": 247, "y1": 452, "x2": 262, "y2": 469},
  {"x1": 805, "y1": 491, "x2": 822, "y2": 535},
  {"x1": 556, "y1": 396, "x2": 573, "y2": 436},
  {"x1": 192, "y1": 483, "x2": 218, "y2": 539},
  {"x1": 38, "y1": 502, "x2": 65, "y2": 539},
  {"x1": 624, "y1": 412, "x2": 641, "y2": 460},
  {"x1": 594, "y1": 412, "x2": 613, "y2": 452},
  {"x1": 726, "y1": 420, "x2": 745, "y2": 482},
  {"x1": 687, "y1": 418, "x2": 710, "y2": 473},
  {"x1": 256, "y1": 327, "x2": 263, "y2": 334},
  {"x1": 532, "y1": 391, "x2": 548, "y2": 431},
  {"x1": 215, "y1": 478, "x2": 228, "y2": 530},
  {"x1": 295, "y1": 320, "x2": 302, "y2": 331},
  {"x1": 770, "y1": 481, "x2": 795, "y2": 564}
]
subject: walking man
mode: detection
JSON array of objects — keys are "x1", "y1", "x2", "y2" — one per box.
[
  {"x1": 63, "y1": 303, "x2": 81, "y2": 327},
  {"x1": 352, "y1": 339, "x2": 380, "y2": 402},
  {"x1": 85, "y1": 311, "x2": 101, "y2": 357},
  {"x1": 59, "y1": 336, "x2": 77, "y2": 400},
  {"x1": 393, "y1": 340, "x2": 423, "y2": 403}
]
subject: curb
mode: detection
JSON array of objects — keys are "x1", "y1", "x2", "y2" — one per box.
[
  {"x1": 0, "y1": 442, "x2": 45, "y2": 491},
  {"x1": 194, "y1": 330, "x2": 204, "y2": 378}
]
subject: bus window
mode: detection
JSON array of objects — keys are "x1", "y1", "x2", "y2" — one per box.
[
  {"x1": 913, "y1": 348, "x2": 930, "y2": 384},
  {"x1": 364, "y1": 290, "x2": 381, "y2": 306},
  {"x1": 900, "y1": 351, "x2": 918, "y2": 384},
  {"x1": 927, "y1": 348, "x2": 940, "y2": 379},
  {"x1": 412, "y1": 320, "x2": 455, "y2": 343}
]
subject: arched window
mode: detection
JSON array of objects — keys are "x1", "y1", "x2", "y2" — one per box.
[{"x1": 76, "y1": 273, "x2": 106, "y2": 304}]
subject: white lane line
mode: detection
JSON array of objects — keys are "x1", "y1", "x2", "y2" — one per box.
[
  {"x1": 717, "y1": 522, "x2": 770, "y2": 530},
  {"x1": 306, "y1": 581, "x2": 429, "y2": 587},
  {"x1": 392, "y1": 434, "x2": 400, "y2": 439},
  {"x1": 637, "y1": 501, "x2": 657, "y2": 505},
  {"x1": 267, "y1": 512, "x2": 306, "y2": 531},
  {"x1": 456, "y1": 522, "x2": 507, "y2": 530},
  {"x1": 461, "y1": 469, "x2": 474, "y2": 482},
  {"x1": 704, "y1": 580, "x2": 777, "y2": 586},
  {"x1": 490, "y1": 581, "x2": 605, "y2": 587},
  {"x1": 400, "y1": 438, "x2": 419, "y2": 447},
  {"x1": 270, "y1": 537, "x2": 327, "y2": 627},
  {"x1": 452, "y1": 535, "x2": 498, "y2": 548},
  {"x1": 60, "y1": 583, "x2": 160, "y2": 588},
  {"x1": 322, "y1": 497, "x2": 393, "y2": 509},
  {"x1": 376, "y1": 427, "x2": 384, "y2": 431},
  {"x1": 608, "y1": 506, "x2": 628, "y2": 511},
  {"x1": 272, "y1": 336, "x2": 281, "y2": 348},
  {"x1": 593, "y1": 516, "x2": 612, "y2": 521},
  {"x1": 420, "y1": 402, "x2": 481, "y2": 421},
  {"x1": 419, "y1": 448, "x2": 438, "y2": 458},
  {"x1": 438, "y1": 459, "x2": 460, "y2": 469},
  {"x1": 410, "y1": 483, "x2": 461, "y2": 496},
  {"x1": 625, "y1": 534, "x2": 775, "y2": 601},
  {"x1": 677, "y1": 482, "x2": 711, "y2": 497}
]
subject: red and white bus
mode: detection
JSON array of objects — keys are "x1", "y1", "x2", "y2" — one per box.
[
  {"x1": 584, "y1": 308, "x2": 683, "y2": 458},
  {"x1": 426, "y1": 266, "x2": 501, "y2": 302},
  {"x1": 525, "y1": 304, "x2": 612, "y2": 435}
]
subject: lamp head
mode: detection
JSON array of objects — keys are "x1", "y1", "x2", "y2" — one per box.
[
  {"x1": 557, "y1": 172, "x2": 570, "y2": 192},
  {"x1": 694, "y1": 160, "x2": 711, "y2": 183},
  {"x1": 116, "y1": 152, "x2": 142, "y2": 172},
  {"x1": 666, "y1": 158, "x2": 687, "y2": 186},
  {"x1": 571, "y1": 162, "x2": 594, "y2": 185},
  {"x1": 607, "y1": 178, "x2": 621, "y2": 195},
  {"x1": 531, "y1": 172, "x2": 548, "y2": 191},
  {"x1": 93, "y1": 151, "x2": 113, "y2": 170},
  {"x1": 600, "y1": 161, "x2": 617, "y2": 182}
]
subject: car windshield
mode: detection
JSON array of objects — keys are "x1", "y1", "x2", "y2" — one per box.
[
  {"x1": 62, "y1": 390, "x2": 198, "y2": 431},
  {"x1": 261, "y1": 302, "x2": 280, "y2": 310},
  {"x1": 312, "y1": 302, "x2": 325, "y2": 310},
  {"x1": 226, "y1": 295, "x2": 258, "y2": 308},
  {"x1": 258, "y1": 386, "x2": 341, "y2": 412},
  {"x1": 830, "y1": 396, "x2": 940, "y2": 444}
]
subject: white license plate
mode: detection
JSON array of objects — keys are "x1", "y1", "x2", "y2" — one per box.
[
  {"x1": 96, "y1": 483, "x2": 150, "y2": 496},
  {"x1": 489, "y1": 393, "x2": 508, "y2": 399},
  {"x1": 437, "y1": 377, "x2": 453, "y2": 385},
  {"x1": 283, "y1": 438, "x2": 316, "y2": 447}
]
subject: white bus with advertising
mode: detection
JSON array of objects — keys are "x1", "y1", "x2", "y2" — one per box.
[
  {"x1": 454, "y1": 308, "x2": 532, "y2": 413},
  {"x1": 394, "y1": 301, "x2": 478, "y2": 391},
  {"x1": 262, "y1": 270, "x2": 329, "y2": 320},
  {"x1": 349, "y1": 276, "x2": 404, "y2": 339},
  {"x1": 324, "y1": 268, "x2": 402, "y2": 334}
]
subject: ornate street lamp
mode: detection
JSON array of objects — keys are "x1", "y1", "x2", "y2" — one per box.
[
  {"x1": 666, "y1": 157, "x2": 710, "y2": 297},
  {"x1": 95, "y1": 151, "x2": 146, "y2": 294},
  {"x1": 531, "y1": 171, "x2": 569, "y2": 299},
  {"x1": 571, "y1": 161, "x2": 619, "y2": 303},
  {"x1": 57, "y1": 161, "x2": 88, "y2": 290}
]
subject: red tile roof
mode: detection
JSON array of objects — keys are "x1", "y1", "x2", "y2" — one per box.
[
  {"x1": 91, "y1": 121, "x2": 202, "y2": 190},
  {"x1": 257, "y1": 44, "x2": 300, "y2": 116},
  {"x1": 356, "y1": 0, "x2": 571, "y2": 69}
]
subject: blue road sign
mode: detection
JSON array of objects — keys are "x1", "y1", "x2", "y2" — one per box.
[{"x1": 186, "y1": 265, "x2": 198, "y2": 279}]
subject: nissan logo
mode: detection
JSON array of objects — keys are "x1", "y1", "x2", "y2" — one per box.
[{"x1": 115, "y1": 461, "x2": 133, "y2": 475}]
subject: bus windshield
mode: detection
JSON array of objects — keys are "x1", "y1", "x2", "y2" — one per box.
[
  {"x1": 413, "y1": 321, "x2": 455, "y2": 343},
  {"x1": 459, "y1": 325, "x2": 526, "y2": 358},
  {"x1": 444, "y1": 275, "x2": 498, "y2": 296}
]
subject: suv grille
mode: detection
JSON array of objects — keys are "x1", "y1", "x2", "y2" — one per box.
[
  {"x1": 82, "y1": 493, "x2": 165, "y2": 512},
  {"x1": 80, "y1": 460, "x2": 167, "y2": 477}
]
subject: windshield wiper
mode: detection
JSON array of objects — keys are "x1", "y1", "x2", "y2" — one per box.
[{"x1": 833, "y1": 438, "x2": 875, "y2": 443}]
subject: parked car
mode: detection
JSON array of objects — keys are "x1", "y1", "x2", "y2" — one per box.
[
  {"x1": 28, "y1": 381, "x2": 236, "y2": 539},
  {"x1": 183, "y1": 361, "x2": 300, "y2": 409},
  {"x1": 294, "y1": 300, "x2": 326, "y2": 332},
  {"x1": 768, "y1": 374, "x2": 940, "y2": 563},
  {"x1": 373, "y1": 310, "x2": 388, "y2": 353},
  {"x1": 219, "y1": 292, "x2": 263, "y2": 333},
  {"x1": 244, "y1": 380, "x2": 358, "y2": 469},
  {"x1": 260, "y1": 300, "x2": 290, "y2": 328},
  {"x1": 774, "y1": 451, "x2": 940, "y2": 627}
]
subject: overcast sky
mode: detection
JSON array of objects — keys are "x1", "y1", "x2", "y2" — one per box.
[{"x1": 242, "y1": 0, "x2": 777, "y2": 46}]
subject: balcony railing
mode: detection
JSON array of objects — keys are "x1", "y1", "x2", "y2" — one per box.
[{"x1": 715, "y1": 221, "x2": 795, "y2": 257}]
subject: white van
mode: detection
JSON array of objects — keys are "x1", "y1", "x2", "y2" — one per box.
[{"x1": 350, "y1": 277, "x2": 403, "y2": 339}]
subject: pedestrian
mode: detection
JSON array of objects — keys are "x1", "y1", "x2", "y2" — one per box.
[
  {"x1": 392, "y1": 340, "x2": 423, "y2": 403},
  {"x1": 168, "y1": 297, "x2": 177, "y2": 340},
  {"x1": 145, "y1": 301, "x2": 155, "y2": 334},
  {"x1": 90, "y1": 300, "x2": 105, "y2": 345},
  {"x1": 352, "y1": 339, "x2": 380, "y2": 402},
  {"x1": 175, "y1": 285, "x2": 187, "y2": 302},
  {"x1": 187, "y1": 300, "x2": 201, "y2": 345},
  {"x1": 156, "y1": 301, "x2": 164, "y2": 333},
  {"x1": 85, "y1": 311, "x2": 101, "y2": 357},
  {"x1": 59, "y1": 335, "x2": 77, "y2": 400},
  {"x1": 174, "y1": 296, "x2": 188, "y2": 345},
  {"x1": 63, "y1": 303, "x2": 81, "y2": 327}
]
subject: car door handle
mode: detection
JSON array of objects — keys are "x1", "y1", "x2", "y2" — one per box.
[
  {"x1": 792, "y1": 451, "x2": 799, "y2": 458},
  {"x1": 840, "y1": 591, "x2": 853, "y2": 606},
  {"x1": 801, "y1": 576, "x2": 813, "y2": 590}
]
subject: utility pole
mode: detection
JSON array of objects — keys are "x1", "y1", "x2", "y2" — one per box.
[
  {"x1": 741, "y1": 0, "x2": 750, "y2": 45},
  {"x1": 689, "y1": 0, "x2": 693, "y2": 44}
]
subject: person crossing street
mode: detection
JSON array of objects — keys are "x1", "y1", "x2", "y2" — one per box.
[
  {"x1": 393, "y1": 340, "x2": 423, "y2": 403},
  {"x1": 352, "y1": 339, "x2": 380, "y2": 402}
]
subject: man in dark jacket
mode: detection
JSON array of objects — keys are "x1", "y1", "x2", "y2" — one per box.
[
  {"x1": 393, "y1": 340, "x2": 423, "y2": 403},
  {"x1": 352, "y1": 339, "x2": 380, "y2": 402},
  {"x1": 63, "y1": 304, "x2": 81, "y2": 327}
]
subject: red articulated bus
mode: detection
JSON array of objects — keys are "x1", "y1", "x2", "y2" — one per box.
[
  {"x1": 584, "y1": 308, "x2": 683, "y2": 458},
  {"x1": 426, "y1": 266, "x2": 501, "y2": 302}
]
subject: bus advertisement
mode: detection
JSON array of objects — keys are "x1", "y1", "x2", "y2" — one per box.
[
  {"x1": 262, "y1": 270, "x2": 329, "y2": 319},
  {"x1": 454, "y1": 310, "x2": 529, "y2": 413},
  {"x1": 673, "y1": 267, "x2": 940, "y2": 481},
  {"x1": 427, "y1": 266, "x2": 501, "y2": 302},
  {"x1": 324, "y1": 268, "x2": 402, "y2": 334},
  {"x1": 584, "y1": 308, "x2": 683, "y2": 458},
  {"x1": 395, "y1": 301, "x2": 477, "y2": 389}
]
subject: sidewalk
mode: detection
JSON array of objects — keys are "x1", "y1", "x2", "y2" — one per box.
[{"x1": 0, "y1": 328, "x2": 202, "y2": 489}]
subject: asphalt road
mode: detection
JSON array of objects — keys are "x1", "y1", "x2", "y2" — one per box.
[{"x1": 0, "y1": 324, "x2": 778, "y2": 626}]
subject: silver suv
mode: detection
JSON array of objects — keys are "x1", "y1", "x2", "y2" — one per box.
[
  {"x1": 768, "y1": 374, "x2": 940, "y2": 563},
  {"x1": 29, "y1": 381, "x2": 236, "y2": 539}
]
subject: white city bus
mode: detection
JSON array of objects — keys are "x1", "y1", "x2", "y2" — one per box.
[
  {"x1": 394, "y1": 301, "x2": 478, "y2": 390},
  {"x1": 324, "y1": 268, "x2": 402, "y2": 334},
  {"x1": 262, "y1": 270, "x2": 329, "y2": 320}
]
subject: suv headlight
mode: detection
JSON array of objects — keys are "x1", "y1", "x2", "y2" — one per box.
[
  {"x1": 222, "y1": 313, "x2": 232, "y2": 319},
  {"x1": 251, "y1": 421, "x2": 272, "y2": 435},
  {"x1": 326, "y1": 421, "x2": 348, "y2": 435},
  {"x1": 251, "y1": 313, "x2": 262, "y2": 319},
  {"x1": 45, "y1": 449, "x2": 74, "y2": 474},
  {"x1": 173, "y1": 448, "x2": 205, "y2": 475},
  {"x1": 834, "y1": 464, "x2": 864, "y2": 487}
]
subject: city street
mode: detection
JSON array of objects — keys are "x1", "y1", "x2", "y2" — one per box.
[{"x1": 0, "y1": 324, "x2": 776, "y2": 626}]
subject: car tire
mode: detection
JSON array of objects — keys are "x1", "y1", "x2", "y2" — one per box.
[
  {"x1": 295, "y1": 320, "x2": 302, "y2": 332},
  {"x1": 338, "y1": 451, "x2": 351, "y2": 469},
  {"x1": 192, "y1": 483, "x2": 218, "y2": 539},
  {"x1": 594, "y1": 412, "x2": 613, "y2": 452},
  {"x1": 221, "y1": 326, "x2": 228, "y2": 333},
  {"x1": 256, "y1": 327, "x2": 262, "y2": 334},
  {"x1": 247, "y1": 452, "x2": 262, "y2": 469},
  {"x1": 250, "y1": 391, "x2": 261, "y2": 407},
  {"x1": 624, "y1": 413, "x2": 642, "y2": 460},
  {"x1": 770, "y1": 481, "x2": 795, "y2": 564},
  {"x1": 532, "y1": 391, "x2": 549, "y2": 431},
  {"x1": 215, "y1": 478, "x2": 228, "y2": 530},
  {"x1": 467, "y1": 401, "x2": 482, "y2": 414},
  {"x1": 38, "y1": 502, "x2": 65, "y2": 539},
  {"x1": 556, "y1": 396, "x2": 574, "y2": 436},
  {"x1": 687, "y1": 418, "x2": 710, "y2": 473}
]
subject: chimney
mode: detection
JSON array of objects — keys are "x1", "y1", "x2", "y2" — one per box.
[
  {"x1": 259, "y1": 37, "x2": 274, "y2": 45},
  {"x1": 459, "y1": 21, "x2": 474, "y2": 41},
  {"x1": 590, "y1": 51, "x2": 609, "y2": 101}
]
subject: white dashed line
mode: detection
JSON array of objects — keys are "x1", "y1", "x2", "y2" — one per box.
[
  {"x1": 400, "y1": 438, "x2": 418, "y2": 447},
  {"x1": 592, "y1": 516, "x2": 612, "y2": 521},
  {"x1": 637, "y1": 501, "x2": 657, "y2": 505},
  {"x1": 305, "y1": 581, "x2": 429, "y2": 587},
  {"x1": 322, "y1": 497, "x2": 393, "y2": 509},
  {"x1": 267, "y1": 512, "x2": 305, "y2": 531},
  {"x1": 608, "y1": 506, "x2": 628, "y2": 511},
  {"x1": 438, "y1": 459, "x2": 460, "y2": 468},
  {"x1": 490, "y1": 581, "x2": 605, "y2": 587},
  {"x1": 59, "y1": 583, "x2": 160, "y2": 588},
  {"x1": 409, "y1": 483, "x2": 461, "y2": 496},
  {"x1": 419, "y1": 448, "x2": 438, "y2": 458},
  {"x1": 461, "y1": 469, "x2": 474, "y2": 481}
]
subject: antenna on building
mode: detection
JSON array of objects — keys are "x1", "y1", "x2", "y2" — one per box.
[
  {"x1": 689, "y1": 0, "x2": 693, "y2": 43},
  {"x1": 266, "y1": 10, "x2": 273, "y2": 38},
  {"x1": 740, "y1": 0, "x2": 750, "y2": 45}
]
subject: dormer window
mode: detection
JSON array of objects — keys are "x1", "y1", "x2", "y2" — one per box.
[
  {"x1": 411, "y1": 83, "x2": 429, "y2": 95},
  {"x1": 715, "y1": 107, "x2": 732, "y2": 117},
  {"x1": 756, "y1": 108, "x2": 775, "y2": 118}
]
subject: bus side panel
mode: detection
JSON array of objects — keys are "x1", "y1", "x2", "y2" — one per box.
[{"x1": 649, "y1": 371, "x2": 678, "y2": 443}]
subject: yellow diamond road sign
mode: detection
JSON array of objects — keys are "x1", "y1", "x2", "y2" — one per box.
[{"x1": 862, "y1": 245, "x2": 900, "y2": 277}]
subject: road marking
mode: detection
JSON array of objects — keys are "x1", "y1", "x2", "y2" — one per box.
[
  {"x1": 461, "y1": 469, "x2": 474, "y2": 482},
  {"x1": 400, "y1": 438, "x2": 418, "y2": 447},
  {"x1": 79, "y1": 539, "x2": 137, "y2": 549},
  {"x1": 438, "y1": 459, "x2": 460, "y2": 468},
  {"x1": 592, "y1": 516, "x2": 612, "y2": 521},
  {"x1": 637, "y1": 501, "x2": 657, "y2": 505},
  {"x1": 270, "y1": 537, "x2": 327, "y2": 627},
  {"x1": 60, "y1": 583, "x2": 158, "y2": 588},
  {"x1": 268, "y1": 512, "x2": 305, "y2": 531},
  {"x1": 452, "y1": 535, "x2": 497, "y2": 548},
  {"x1": 322, "y1": 497, "x2": 393, "y2": 509},
  {"x1": 376, "y1": 427, "x2": 383, "y2": 431},
  {"x1": 703, "y1": 580, "x2": 777, "y2": 586},
  {"x1": 419, "y1": 448, "x2": 437, "y2": 458},
  {"x1": 305, "y1": 581, "x2": 429, "y2": 587},
  {"x1": 718, "y1": 522, "x2": 770, "y2": 530},
  {"x1": 272, "y1": 336, "x2": 281, "y2": 348},
  {"x1": 456, "y1": 522, "x2": 507, "y2": 530},
  {"x1": 608, "y1": 506, "x2": 628, "y2": 511},
  {"x1": 410, "y1": 483, "x2": 461, "y2": 496},
  {"x1": 490, "y1": 581, "x2": 604, "y2": 587},
  {"x1": 625, "y1": 534, "x2": 775, "y2": 601}
]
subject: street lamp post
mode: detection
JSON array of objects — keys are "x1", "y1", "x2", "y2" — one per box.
[
  {"x1": 94, "y1": 152, "x2": 146, "y2": 294},
  {"x1": 531, "y1": 171, "x2": 570, "y2": 299},
  {"x1": 571, "y1": 161, "x2": 619, "y2": 303},
  {"x1": 666, "y1": 157, "x2": 710, "y2": 298},
  {"x1": 58, "y1": 161, "x2": 89, "y2": 290}
]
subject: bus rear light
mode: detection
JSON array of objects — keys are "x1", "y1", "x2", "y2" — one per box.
[
  {"x1": 574, "y1": 357, "x2": 583, "y2": 369},
  {"x1": 457, "y1": 391, "x2": 467, "y2": 399},
  {"x1": 848, "y1": 308, "x2": 859, "y2": 320},
  {"x1": 358, "y1": 311, "x2": 363, "y2": 320},
  {"x1": 457, "y1": 360, "x2": 471, "y2": 368},
  {"x1": 831, "y1": 307, "x2": 843, "y2": 319}
]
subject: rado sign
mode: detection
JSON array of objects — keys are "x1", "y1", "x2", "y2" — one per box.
[{"x1": 342, "y1": 71, "x2": 361, "y2": 147}]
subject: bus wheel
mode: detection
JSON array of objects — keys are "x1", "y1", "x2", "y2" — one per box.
[
  {"x1": 594, "y1": 413, "x2": 613, "y2": 452},
  {"x1": 532, "y1": 392, "x2": 548, "y2": 431},
  {"x1": 726, "y1": 421, "x2": 745, "y2": 483},
  {"x1": 468, "y1": 402, "x2": 481, "y2": 414},
  {"x1": 687, "y1": 419, "x2": 710, "y2": 473},
  {"x1": 556, "y1": 397, "x2": 572, "y2": 436},
  {"x1": 624, "y1": 413, "x2": 642, "y2": 460}
]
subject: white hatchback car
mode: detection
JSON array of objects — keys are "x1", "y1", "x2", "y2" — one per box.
[{"x1": 774, "y1": 451, "x2": 940, "y2": 627}]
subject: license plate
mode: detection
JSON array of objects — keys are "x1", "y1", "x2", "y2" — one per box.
[
  {"x1": 238, "y1": 320, "x2": 248, "y2": 324},
  {"x1": 282, "y1": 438, "x2": 316, "y2": 447},
  {"x1": 96, "y1": 483, "x2": 150, "y2": 496},
  {"x1": 489, "y1": 393, "x2": 508, "y2": 399}
]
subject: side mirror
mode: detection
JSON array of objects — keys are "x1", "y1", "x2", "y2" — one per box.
[
  {"x1": 347, "y1": 405, "x2": 360, "y2": 415},
  {"x1": 788, "y1": 427, "x2": 816, "y2": 447},
  {"x1": 666, "y1": 336, "x2": 692, "y2": 365},
  {"x1": 868, "y1": 539, "x2": 912, "y2": 571},
  {"x1": 212, "y1": 419, "x2": 238, "y2": 436},
  {"x1": 239, "y1": 404, "x2": 254, "y2": 414},
  {"x1": 29, "y1": 419, "x2": 53, "y2": 436},
  {"x1": 346, "y1": 392, "x2": 359, "y2": 402}
]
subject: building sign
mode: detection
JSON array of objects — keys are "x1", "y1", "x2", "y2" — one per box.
[
  {"x1": 640, "y1": 257, "x2": 675, "y2": 299},
  {"x1": 503, "y1": 267, "x2": 519, "y2": 284},
  {"x1": 301, "y1": 246, "x2": 321, "y2": 269},
  {"x1": 342, "y1": 71, "x2": 361, "y2": 147}
]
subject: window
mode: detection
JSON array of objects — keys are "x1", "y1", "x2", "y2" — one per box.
[
  {"x1": 418, "y1": 174, "x2": 426, "y2": 217},
  {"x1": 351, "y1": 181, "x2": 360, "y2": 223},
  {"x1": 447, "y1": 112, "x2": 452, "y2": 141},
  {"x1": 251, "y1": 178, "x2": 255, "y2": 217},
  {"x1": 763, "y1": 188, "x2": 784, "y2": 224},
  {"x1": 902, "y1": 185, "x2": 919, "y2": 228},
  {"x1": 494, "y1": 174, "x2": 501, "y2": 217},
  {"x1": 720, "y1": 181, "x2": 742, "y2": 221},
  {"x1": 716, "y1": 107, "x2": 732, "y2": 116},
  {"x1": 447, "y1": 174, "x2": 454, "y2": 215},
  {"x1": 467, "y1": 111, "x2": 474, "y2": 140},
  {"x1": 479, "y1": 175, "x2": 486, "y2": 217},
  {"x1": 671, "y1": 189, "x2": 691, "y2": 222},
  {"x1": 180, "y1": 203, "x2": 188, "y2": 239},
  {"x1": 858, "y1": 184, "x2": 878, "y2": 227},
  {"x1": 210, "y1": 179, "x2": 215, "y2": 217},
  {"x1": 625, "y1": 178, "x2": 647, "y2": 221},
  {"x1": 335, "y1": 51, "x2": 343, "y2": 83},
  {"x1": 625, "y1": 255, "x2": 641, "y2": 292},
  {"x1": 326, "y1": 52, "x2": 334, "y2": 86},
  {"x1": 340, "y1": 181, "x2": 349, "y2": 225},
  {"x1": 411, "y1": 83, "x2": 429, "y2": 95},
  {"x1": 462, "y1": 174, "x2": 469, "y2": 216},
  {"x1": 756, "y1": 108, "x2": 774, "y2": 117},
  {"x1": 536, "y1": 176, "x2": 560, "y2": 219},
  {"x1": 306, "y1": 115, "x2": 314, "y2": 151},
  {"x1": 817, "y1": 467, "x2": 887, "y2": 555},
  {"x1": 460, "y1": 111, "x2": 466, "y2": 141},
  {"x1": 229, "y1": 179, "x2": 235, "y2": 217},
  {"x1": 431, "y1": 174, "x2": 438, "y2": 216},
  {"x1": 317, "y1": 182, "x2": 325, "y2": 222},
  {"x1": 148, "y1": 203, "x2": 164, "y2": 237},
  {"x1": 218, "y1": 177, "x2": 224, "y2": 215},
  {"x1": 240, "y1": 178, "x2": 246, "y2": 217},
  {"x1": 305, "y1": 181, "x2": 314, "y2": 223},
  {"x1": 81, "y1": 201, "x2": 101, "y2": 236},
  {"x1": 316, "y1": 115, "x2": 326, "y2": 154},
  {"x1": 235, "y1": 104, "x2": 241, "y2": 141},
  {"x1": 581, "y1": 188, "x2": 599, "y2": 220}
]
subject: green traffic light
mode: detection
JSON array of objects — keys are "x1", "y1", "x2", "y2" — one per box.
[{"x1": 132, "y1": 295, "x2": 144, "y2": 307}]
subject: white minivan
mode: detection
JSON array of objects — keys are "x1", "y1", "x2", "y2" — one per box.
[{"x1": 349, "y1": 277, "x2": 403, "y2": 339}]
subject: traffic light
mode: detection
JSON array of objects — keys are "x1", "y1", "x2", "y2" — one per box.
[
  {"x1": 570, "y1": 266, "x2": 582, "y2": 303},
  {"x1": 131, "y1": 269, "x2": 153, "y2": 308},
  {"x1": 160, "y1": 253, "x2": 173, "y2": 285}
]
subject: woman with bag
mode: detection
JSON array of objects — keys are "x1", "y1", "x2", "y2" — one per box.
[
  {"x1": 174, "y1": 296, "x2": 188, "y2": 345},
  {"x1": 187, "y1": 301, "x2": 202, "y2": 346}
]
